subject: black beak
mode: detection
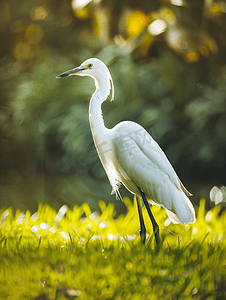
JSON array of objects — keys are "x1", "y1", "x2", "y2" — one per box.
[{"x1": 56, "y1": 67, "x2": 85, "y2": 78}]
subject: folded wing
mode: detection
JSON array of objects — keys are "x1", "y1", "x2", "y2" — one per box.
[{"x1": 113, "y1": 122, "x2": 195, "y2": 224}]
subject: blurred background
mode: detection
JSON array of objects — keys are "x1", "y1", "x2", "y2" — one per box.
[{"x1": 0, "y1": 0, "x2": 226, "y2": 214}]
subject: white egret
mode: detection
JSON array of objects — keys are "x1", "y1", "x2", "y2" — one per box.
[{"x1": 56, "y1": 58, "x2": 196, "y2": 244}]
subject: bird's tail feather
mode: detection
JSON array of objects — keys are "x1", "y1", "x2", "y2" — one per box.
[
  {"x1": 172, "y1": 193, "x2": 196, "y2": 224},
  {"x1": 166, "y1": 209, "x2": 180, "y2": 224}
]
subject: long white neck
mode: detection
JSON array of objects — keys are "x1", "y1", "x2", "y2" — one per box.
[
  {"x1": 87, "y1": 64, "x2": 120, "y2": 194},
  {"x1": 89, "y1": 76, "x2": 112, "y2": 147}
]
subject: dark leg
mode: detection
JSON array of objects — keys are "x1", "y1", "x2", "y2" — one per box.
[
  {"x1": 138, "y1": 187, "x2": 160, "y2": 245},
  {"x1": 136, "y1": 195, "x2": 146, "y2": 244}
]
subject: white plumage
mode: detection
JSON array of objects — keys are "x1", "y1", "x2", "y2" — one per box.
[{"x1": 57, "y1": 58, "x2": 196, "y2": 243}]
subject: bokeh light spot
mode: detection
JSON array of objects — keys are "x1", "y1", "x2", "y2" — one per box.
[
  {"x1": 210, "y1": 2, "x2": 226, "y2": 15},
  {"x1": 29, "y1": 6, "x2": 48, "y2": 21},
  {"x1": 185, "y1": 51, "x2": 199, "y2": 62},
  {"x1": 74, "y1": 7, "x2": 90, "y2": 19},
  {"x1": 148, "y1": 19, "x2": 167, "y2": 36},
  {"x1": 126, "y1": 11, "x2": 149, "y2": 37},
  {"x1": 26, "y1": 24, "x2": 43, "y2": 44},
  {"x1": 71, "y1": 0, "x2": 92, "y2": 11},
  {"x1": 170, "y1": 0, "x2": 185, "y2": 6}
]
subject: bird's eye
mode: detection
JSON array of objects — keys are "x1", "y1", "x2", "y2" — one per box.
[{"x1": 88, "y1": 63, "x2": 93, "y2": 68}]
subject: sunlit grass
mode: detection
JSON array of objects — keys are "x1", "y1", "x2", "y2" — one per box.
[{"x1": 0, "y1": 198, "x2": 226, "y2": 300}]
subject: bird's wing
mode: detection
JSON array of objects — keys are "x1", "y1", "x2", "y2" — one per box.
[
  {"x1": 135, "y1": 130, "x2": 193, "y2": 196},
  {"x1": 113, "y1": 123, "x2": 189, "y2": 209},
  {"x1": 135, "y1": 129, "x2": 193, "y2": 195}
]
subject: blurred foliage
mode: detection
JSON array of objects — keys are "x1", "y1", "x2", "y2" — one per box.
[
  {"x1": 0, "y1": 0, "x2": 226, "y2": 212},
  {"x1": 0, "y1": 198, "x2": 226, "y2": 299}
]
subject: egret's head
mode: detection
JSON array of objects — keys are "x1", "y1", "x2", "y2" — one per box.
[
  {"x1": 56, "y1": 58, "x2": 106, "y2": 78},
  {"x1": 56, "y1": 58, "x2": 114, "y2": 100}
]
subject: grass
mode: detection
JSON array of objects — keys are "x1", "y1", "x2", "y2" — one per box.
[{"x1": 0, "y1": 198, "x2": 226, "y2": 300}]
